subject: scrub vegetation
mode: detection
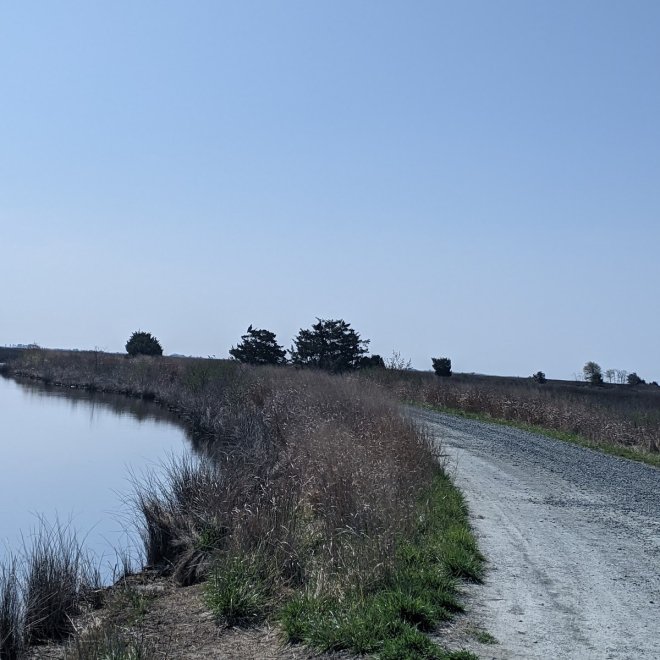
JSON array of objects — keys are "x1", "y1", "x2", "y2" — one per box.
[
  {"x1": 1, "y1": 348, "x2": 481, "y2": 658},
  {"x1": 365, "y1": 369, "x2": 660, "y2": 464}
]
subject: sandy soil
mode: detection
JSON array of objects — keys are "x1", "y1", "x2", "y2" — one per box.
[
  {"x1": 414, "y1": 409, "x2": 660, "y2": 660},
  {"x1": 28, "y1": 576, "x2": 346, "y2": 660}
]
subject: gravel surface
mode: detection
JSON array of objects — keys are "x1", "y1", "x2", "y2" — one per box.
[{"x1": 412, "y1": 408, "x2": 660, "y2": 660}]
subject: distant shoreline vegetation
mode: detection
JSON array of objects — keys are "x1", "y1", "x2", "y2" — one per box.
[{"x1": 362, "y1": 369, "x2": 660, "y2": 463}]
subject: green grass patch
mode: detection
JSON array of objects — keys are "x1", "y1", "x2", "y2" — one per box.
[
  {"x1": 472, "y1": 628, "x2": 497, "y2": 645},
  {"x1": 277, "y1": 472, "x2": 482, "y2": 659},
  {"x1": 204, "y1": 552, "x2": 274, "y2": 626},
  {"x1": 417, "y1": 402, "x2": 660, "y2": 469},
  {"x1": 115, "y1": 587, "x2": 153, "y2": 624}
]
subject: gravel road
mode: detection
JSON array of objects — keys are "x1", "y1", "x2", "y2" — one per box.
[{"x1": 412, "y1": 408, "x2": 660, "y2": 660}]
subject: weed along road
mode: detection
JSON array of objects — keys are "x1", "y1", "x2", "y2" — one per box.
[{"x1": 413, "y1": 408, "x2": 660, "y2": 660}]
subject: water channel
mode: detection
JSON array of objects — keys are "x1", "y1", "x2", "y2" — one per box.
[{"x1": 0, "y1": 374, "x2": 190, "y2": 571}]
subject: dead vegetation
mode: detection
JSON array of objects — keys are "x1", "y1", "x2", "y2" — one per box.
[
  {"x1": 4, "y1": 350, "x2": 475, "y2": 658},
  {"x1": 365, "y1": 369, "x2": 660, "y2": 457}
]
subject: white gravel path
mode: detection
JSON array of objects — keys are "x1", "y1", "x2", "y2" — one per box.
[{"x1": 412, "y1": 408, "x2": 660, "y2": 660}]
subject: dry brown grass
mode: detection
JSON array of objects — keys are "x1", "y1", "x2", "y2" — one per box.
[
  {"x1": 7, "y1": 350, "x2": 438, "y2": 603},
  {"x1": 365, "y1": 369, "x2": 660, "y2": 455},
  {"x1": 3, "y1": 349, "x2": 483, "y2": 658},
  {"x1": 132, "y1": 368, "x2": 437, "y2": 603}
]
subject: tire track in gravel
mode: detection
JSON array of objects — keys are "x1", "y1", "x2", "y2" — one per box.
[{"x1": 411, "y1": 408, "x2": 660, "y2": 660}]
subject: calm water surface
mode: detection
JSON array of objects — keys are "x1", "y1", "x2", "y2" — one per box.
[{"x1": 0, "y1": 375, "x2": 190, "y2": 567}]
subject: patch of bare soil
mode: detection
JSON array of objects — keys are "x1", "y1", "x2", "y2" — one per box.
[
  {"x1": 128, "y1": 581, "x2": 314, "y2": 659},
  {"x1": 28, "y1": 573, "x2": 352, "y2": 660}
]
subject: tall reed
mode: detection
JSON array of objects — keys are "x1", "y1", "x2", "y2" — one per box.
[
  {"x1": 0, "y1": 557, "x2": 23, "y2": 660},
  {"x1": 0, "y1": 523, "x2": 100, "y2": 657}
]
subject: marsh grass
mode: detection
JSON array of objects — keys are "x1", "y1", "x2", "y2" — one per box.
[
  {"x1": 125, "y1": 366, "x2": 439, "y2": 599},
  {"x1": 205, "y1": 551, "x2": 276, "y2": 625},
  {"x1": 24, "y1": 523, "x2": 101, "y2": 646},
  {"x1": 366, "y1": 369, "x2": 660, "y2": 460},
  {"x1": 64, "y1": 623, "x2": 159, "y2": 660},
  {"x1": 5, "y1": 350, "x2": 481, "y2": 658},
  {"x1": 276, "y1": 472, "x2": 482, "y2": 658},
  {"x1": 0, "y1": 558, "x2": 23, "y2": 660},
  {"x1": 0, "y1": 523, "x2": 101, "y2": 658},
  {"x1": 426, "y1": 404, "x2": 660, "y2": 468}
]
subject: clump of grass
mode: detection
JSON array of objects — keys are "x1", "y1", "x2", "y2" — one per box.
[
  {"x1": 0, "y1": 523, "x2": 101, "y2": 658},
  {"x1": 0, "y1": 557, "x2": 23, "y2": 660},
  {"x1": 204, "y1": 551, "x2": 275, "y2": 626},
  {"x1": 470, "y1": 627, "x2": 497, "y2": 644},
  {"x1": 23, "y1": 523, "x2": 100, "y2": 645},
  {"x1": 111, "y1": 585, "x2": 154, "y2": 625},
  {"x1": 64, "y1": 623, "x2": 158, "y2": 660},
  {"x1": 380, "y1": 628, "x2": 477, "y2": 660}
]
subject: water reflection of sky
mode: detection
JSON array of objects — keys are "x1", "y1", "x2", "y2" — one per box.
[{"x1": 0, "y1": 376, "x2": 190, "y2": 577}]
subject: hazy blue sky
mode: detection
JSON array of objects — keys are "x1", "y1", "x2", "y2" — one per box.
[{"x1": 2, "y1": 1, "x2": 659, "y2": 380}]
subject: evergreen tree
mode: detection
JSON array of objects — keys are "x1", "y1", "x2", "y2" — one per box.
[
  {"x1": 532, "y1": 371, "x2": 547, "y2": 384},
  {"x1": 431, "y1": 357, "x2": 452, "y2": 377},
  {"x1": 583, "y1": 361, "x2": 603, "y2": 385},
  {"x1": 290, "y1": 318, "x2": 369, "y2": 372},
  {"x1": 125, "y1": 330, "x2": 163, "y2": 356},
  {"x1": 359, "y1": 354, "x2": 386, "y2": 369},
  {"x1": 627, "y1": 372, "x2": 645, "y2": 386},
  {"x1": 229, "y1": 325, "x2": 286, "y2": 365}
]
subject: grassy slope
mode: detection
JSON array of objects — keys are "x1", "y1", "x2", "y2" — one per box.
[{"x1": 205, "y1": 471, "x2": 483, "y2": 659}]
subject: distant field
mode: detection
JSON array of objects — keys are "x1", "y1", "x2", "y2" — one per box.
[{"x1": 365, "y1": 369, "x2": 660, "y2": 463}]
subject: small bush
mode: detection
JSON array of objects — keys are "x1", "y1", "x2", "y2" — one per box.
[
  {"x1": 532, "y1": 371, "x2": 546, "y2": 384},
  {"x1": 134, "y1": 455, "x2": 225, "y2": 584},
  {"x1": 431, "y1": 358, "x2": 452, "y2": 378},
  {"x1": 627, "y1": 372, "x2": 645, "y2": 386}
]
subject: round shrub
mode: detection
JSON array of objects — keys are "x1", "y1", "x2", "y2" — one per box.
[{"x1": 125, "y1": 331, "x2": 163, "y2": 357}]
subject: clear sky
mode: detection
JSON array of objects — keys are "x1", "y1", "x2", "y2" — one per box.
[{"x1": 1, "y1": 1, "x2": 659, "y2": 380}]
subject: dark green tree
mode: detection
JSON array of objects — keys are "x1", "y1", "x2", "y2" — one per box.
[
  {"x1": 583, "y1": 361, "x2": 603, "y2": 385},
  {"x1": 229, "y1": 325, "x2": 287, "y2": 365},
  {"x1": 532, "y1": 371, "x2": 547, "y2": 384},
  {"x1": 627, "y1": 372, "x2": 645, "y2": 386},
  {"x1": 358, "y1": 354, "x2": 386, "y2": 369},
  {"x1": 125, "y1": 330, "x2": 163, "y2": 356},
  {"x1": 431, "y1": 357, "x2": 452, "y2": 377},
  {"x1": 290, "y1": 318, "x2": 369, "y2": 372}
]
